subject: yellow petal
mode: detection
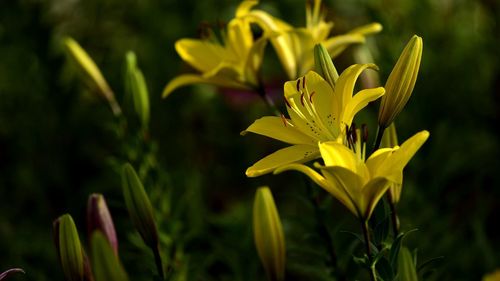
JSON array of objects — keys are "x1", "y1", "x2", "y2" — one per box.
[
  {"x1": 334, "y1": 63, "x2": 379, "y2": 112},
  {"x1": 244, "y1": 36, "x2": 268, "y2": 86},
  {"x1": 227, "y1": 19, "x2": 253, "y2": 59},
  {"x1": 162, "y1": 74, "x2": 248, "y2": 98},
  {"x1": 348, "y1": 22, "x2": 383, "y2": 36},
  {"x1": 274, "y1": 163, "x2": 329, "y2": 191},
  {"x1": 175, "y1": 39, "x2": 226, "y2": 73},
  {"x1": 246, "y1": 144, "x2": 320, "y2": 177},
  {"x1": 236, "y1": 0, "x2": 259, "y2": 17},
  {"x1": 242, "y1": 116, "x2": 315, "y2": 145},
  {"x1": 361, "y1": 177, "x2": 391, "y2": 219},
  {"x1": 318, "y1": 142, "x2": 360, "y2": 172},
  {"x1": 342, "y1": 86, "x2": 385, "y2": 127},
  {"x1": 376, "y1": 130, "x2": 429, "y2": 178},
  {"x1": 320, "y1": 166, "x2": 364, "y2": 218},
  {"x1": 322, "y1": 34, "x2": 365, "y2": 59},
  {"x1": 245, "y1": 10, "x2": 296, "y2": 79}
]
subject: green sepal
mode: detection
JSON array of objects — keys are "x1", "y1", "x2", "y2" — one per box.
[
  {"x1": 91, "y1": 231, "x2": 129, "y2": 281},
  {"x1": 56, "y1": 214, "x2": 84, "y2": 281}
]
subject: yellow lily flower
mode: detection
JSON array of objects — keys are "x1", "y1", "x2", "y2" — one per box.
[
  {"x1": 162, "y1": 0, "x2": 267, "y2": 97},
  {"x1": 244, "y1": 0, "x2": 382, "y2": 79},
  {"x1": 243, "y1": 64, "x2": 385, "y2": 177},
  {"x1": 274, "y1": 130, "x2": 429, "y2": 220}
]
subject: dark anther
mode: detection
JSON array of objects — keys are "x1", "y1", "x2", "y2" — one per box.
[
  {"x1": 302, "y1": 76, "x2": 306, "y2": 89},
  {"x1": 284, "y1": 97, "x2": 291, "y2": 108},
  {"x1": 197, "y1": 21, "x2": 212, "y2": 39},
  {"x1": 296, "y1": 79, "x2": 300, "y2": 92},
  {"x1": 280, "y1": 114, "x2": 288, "y2": 127},
  {"x1": 309, "y1": 91, "x2": 316, "y2": 103},
  {"x1": 350, "y1": 123, "x2": 358, "y2": 144},
  {"x1": 300, "y1": 93, "x2": 305, "y2": 106},
  {"x1": 217, "y1": 20, "x2": 226, "y2": 29},
  {"x1": 362, "y1": 124, "x2": 368, "y2": 143}
]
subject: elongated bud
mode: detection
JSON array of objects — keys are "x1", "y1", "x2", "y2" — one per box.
[
  {"x1": 314, "y1": 44, "x2": 338, "y2": 88},
  {"x1": 253, "y1": 187, "x2": 286, "y2": 281},
  {"x1": 64, "y1": 37, "x2": 121, "y2": 116},
  {"x1": 87, "y1": 194, "x2": 118, "y2": 256},
  {"x1": 381, "y1": 123, "x2": 403, "y2": 204},
  {"x1": 121, "y1": 163, "x2": 159, "y2": 249},
  {"x1": 125, "y1": 51, "x2": 150, "y2": 128},
  {"x1": 0, "y1": 268, "x2": 24, "y2": 280},
  {"x1": 397, "y1": 247, "x2": 418, "y2": 281},
  {"x1": 91, "y1": 232, "x2": 129, "y2": 281},
  {"x1": 54, "y1": 214, "x2": 84, "y2": 281},
  {"x1": 378, "y1": 35, "x2": 423, "y2": 128}
]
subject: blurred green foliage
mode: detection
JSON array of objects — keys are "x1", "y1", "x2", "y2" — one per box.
[{"x1": 0, "y1": 0, "x2": 499, "y2": 280}]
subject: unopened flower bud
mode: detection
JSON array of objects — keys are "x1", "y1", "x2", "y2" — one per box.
[
  {"x1": 121, "y1": 163, "x2": 159, "y2": 251},
  {"x1": 0, "y1": 268, "x2": 24, "y2": 280},
  {"x1": 53, "y1": 214, "x2": 84, "y2": 281},
  {"x1": 125, "y1": 51, "x2": 150, "y2": 128},
  {"x1": 91, "y1": 232, "x2": 129, "y2": 281},
  {"x1": 253, "y1": 187, "x2": 286, "y2": 281},
  {"x1": 87, "y1": 194, "x2": 118, "y2": 256},
  {"x1": 378, "y1": 35, "x2": 423, "y2": 128},
  {"x1": 314, "y1": 43, "x2": 339, "y2": 88},
  {"x1": 64, "y1": 37, "x2": 121, "y2": 116}
]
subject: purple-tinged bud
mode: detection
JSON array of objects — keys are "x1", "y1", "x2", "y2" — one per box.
[
  {"x1": 87, "y1": 193, "x2": 118, "y2": 256},
  {"x1": 0, "y1": 268, "x2": 24, "y2": 280}
]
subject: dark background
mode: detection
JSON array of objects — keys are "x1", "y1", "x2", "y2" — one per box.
[{"x1": 0, "y1": 0, "x2": 499, "y2": 280}]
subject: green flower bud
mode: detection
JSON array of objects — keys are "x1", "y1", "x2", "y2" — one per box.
[
  {"x1": 87, "y1": 194, "x2": 118, "y2": 256},
  {"x1": 378, "y1": 35, "x2": 423, "y2": 128},
  {"x1": 54, "y1": 214, "x2": 84, "y2": 281},
  {"x1": 63, "y1": 37, "x2": 121, "y2": 116},
  {"x1": 397, "y1": 247, "x2": 418, "y2": 281},
  {"x1": 253, "y1": 187, "x2": 286, "y2": 281},
  {"x1": 121, "y1": 163, "x2": 159, "y2": 249},
  {"x1": 91, "y1": 232, "x2": 129, "y2": 281},
  {"x1": 125, "y1": 51, "x2": 150, "y2": 128},
  {"x1": 314, "y1": 43, "x2": 339, "y2": 88}
]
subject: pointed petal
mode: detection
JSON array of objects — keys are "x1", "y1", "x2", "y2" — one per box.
[
  {"x1": 244, "y1": 36, "x2": 268, "y2": 86},
  {"x1": 388, "y1": 130, "x2": 429, "y2": 170},
  {"x1": 273, "y1": 163, "x2": 329, "y2": 191},
  {"x1": 246, "y1": 10, "x2": 296, "y2": 79},
  {"x1": 175, "y1": 39, "x2": 226, "y2": 72},
  {"x1": 320, "y1": 166, "x2": 364, "y2": 218},
  {"x1": 236, "y1": 0, "x2": 259, "y2": 17},
  {"x1": 162, "y1": 74, "x2": 248, "y2": 98},
  {"x1": 348, "y1": 22, "x2": 383, "y2": 36},
  {"x1": 246, "y1": 144, "x2": 320, "y2": 177},
  {"x1": 227, "y1": 19, "x2": 253, "y2": 59},
  {"x1": 242, "y1": 116, "x2": 315, "y2": 145},
  {"x1": 334, "y1": 63, "x2": 379, "y2": 112},
  {"x1": 361, "y1": 177, "x2": 391, "y2": 219},
  {"x1": 342, "y1": 86, "x2": 385, "y2": 126},
  {"x1": 318, "y1": 142, "x2": 360, "y2": 172},
  {"x1": 374, "y1": 131, "x2": 429, "y2": 180},
  {"x1": 322, "y1": 34, "x2": 365, "y2": 59}
]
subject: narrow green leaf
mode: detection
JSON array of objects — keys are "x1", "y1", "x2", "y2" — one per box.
[{"x1": 376, "y1": 257, "x2": 394, "y2": 281}]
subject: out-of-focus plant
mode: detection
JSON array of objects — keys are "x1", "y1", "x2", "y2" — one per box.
[
  {"x1": 121, "y1": 163, "x2": 164, "y2": 279},
  {"x1": 87, "y1": 194, "x2": 119, "y2": 256},
  {"x1": 244, "y1": 0, "x2": 382, "y2": 79},
  {"x1": 253, "y1": 186, "x2": 286, "y2": 281}
]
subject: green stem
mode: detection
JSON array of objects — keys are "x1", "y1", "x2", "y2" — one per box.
[
  {"x1": 305, "y1": 179, "x2": 345, "y2": 280},
  {"x1": 371, "y1": 125, "x2": 386, "y2": 154},
  {"x1": 153, "y1": 245, "x2": 164, "y2": 279},
  {"x1": 361, "y1": 220, "x2": 377, "y2": 281},
  {"x1": 387, "y1": 193, "x2": 400, "y2": 237}
]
